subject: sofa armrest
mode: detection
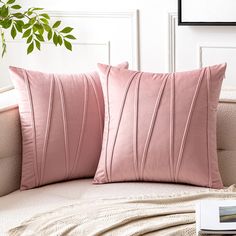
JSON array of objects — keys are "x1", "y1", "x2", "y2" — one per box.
[{"x1": 0, "y1": 88, "x2": 21, "y2": 196}]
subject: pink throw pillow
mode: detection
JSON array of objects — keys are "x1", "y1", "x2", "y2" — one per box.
[
  {"x1": 10, "y1": 62, "x2": 128, "y2": 190},
  {"x1": 94, "y1": 63, "x2": 226, "y2": 188}
]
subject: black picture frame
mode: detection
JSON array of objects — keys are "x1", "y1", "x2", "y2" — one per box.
[{"x1": 178, "y1": 0, "x2": 236, "y2": 26}]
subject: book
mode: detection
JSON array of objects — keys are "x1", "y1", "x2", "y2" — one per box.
[{"x1": 196, "y1": 200, "x2": 236, "y2": 235}]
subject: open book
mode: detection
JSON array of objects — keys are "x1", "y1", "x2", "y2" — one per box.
[{"x1": 196, "y1": 200, "x2": 236, "y2": 235}]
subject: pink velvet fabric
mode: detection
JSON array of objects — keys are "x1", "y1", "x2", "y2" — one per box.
[
  {"x1": 10, "y1": 62, "x2": 128, "y2": 190},
  {"x1": 94, "y1": 63, "x2": 226, "y2": 188}
]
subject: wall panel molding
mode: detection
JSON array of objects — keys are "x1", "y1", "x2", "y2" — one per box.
[
  {"x1": 168, "y1": 12, "x2": 177, "y2": 73},
  {"x1": 48, "y1": 10, "x2": 140, "y2": 70},
  {"x1": 167, "y1": 12, "x2": 236, "y2": 99},
  {"x1": 198, "y1": 44, "x2": 236, "y2": 69},
  {"x1": 198, "y1": 43, "x2": 236, "y2": 99}
]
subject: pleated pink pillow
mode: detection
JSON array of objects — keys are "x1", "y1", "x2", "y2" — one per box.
[
  {"x1": 10, "y1": 62, "x2": 128, "y2": 190},
  {"x1": 94, "y1": 63, "x2": 226, "y2": 188}
]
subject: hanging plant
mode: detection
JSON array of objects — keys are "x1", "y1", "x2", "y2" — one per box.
[{"x1": 0, "y1": 0, "x2": 76, "y2": 57}]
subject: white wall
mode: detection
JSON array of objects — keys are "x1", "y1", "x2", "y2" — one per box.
[
  {"x1": 1, "y1": 0, "x2": 236, "y2": 99},
  {"x1": 18, "y1": 0, "x2": 176, "y2": 71}
]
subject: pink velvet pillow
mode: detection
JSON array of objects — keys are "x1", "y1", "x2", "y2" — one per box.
[
  {"x1": 94, "y1": 63, "x2": 226, "y2": 188},
  {"x1": 10, "y1": 62, "x2": 128, "y2": 190}
]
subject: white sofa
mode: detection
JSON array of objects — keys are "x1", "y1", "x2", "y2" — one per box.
[{"x1": 0, "y1": 89, "x2": 236, "y2": 234}]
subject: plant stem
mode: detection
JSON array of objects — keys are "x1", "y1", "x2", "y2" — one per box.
[{"x1": 0, "y1": 27, "x2": 7, "y2": 57}]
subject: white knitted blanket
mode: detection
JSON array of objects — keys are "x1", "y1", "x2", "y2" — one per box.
[{"x1": 8, "y1": 185, "x2": 236, "y2": 236}]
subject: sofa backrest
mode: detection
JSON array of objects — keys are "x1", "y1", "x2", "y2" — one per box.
[
  {"x1": 217, "y1": 101, "x2": 236, "y2": 187},
  {"x1": 0, "y1": 89, "x2": 236, "y2": 196}
]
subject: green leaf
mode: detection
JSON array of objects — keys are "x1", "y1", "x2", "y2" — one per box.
[
  {"x1": 1, "y1": 6, "x2": 9, "y2": 18},
  {"x1": 22, "y1": 28, "x2": 32, "y2": 38},
  {"x1": 35, "y1": 33, "x2": 44, "y2": 42},
  {"x1": 23, "y1": 23, "x2": 31, "y2": 29},
  {"x1": 34, "y1": 23, "x2": 44, "y2": 35},
  {"x1": 60, "y1": 27, "x2": 73, "y2": 34},
  {"x1": 11, "y1": 25, "x2": 17, "y2": 39},
  {"x1": 26, "y1": 35, "x2": 33, "y2": 44},
  {"x1": 1, "y1": 19, "x2": 12, "y2": 29},
  {"x1": 40, "y1": 18, "x2": 49, "y2": 25},
  {"x1": 7, "y1": 0, "x2": 15, "y2": 4},
  {"x1": 29, "y1": 17, "x2": 36, "y2": 25},
  {"x1": 64, "y1": 39, "x2": 72, "y2": 51},
  {"x1": 52, "y1": 21, "x2": 61, "y2": 28},
  {"x1": 2, "y1": 45, "x2": 6, "y2": 57},
  {"x1": 11, "y1": 5, "x2": 21, "y2": 9},
  {"x1": 15, "y1": 22, "x2": 22, "y2": 33},
  {"x1": 47, "y1": 30, "x2": 52, "y2": 40},
  {"x1": 27, "y1": 11, "x2": 33, "y2": 16},
  {"x1": 33, "y1": 26, "x2": 37, "y2": 33},
  {"x1": 32, "y1": 7, "x2": 44, "y2": 11},
  {"x1": 43, "y1": 24, "x2": 51, "y2": 32},
  {"x1": 58, "y1": 35, "x2": 63, "y2": 45},
  {"x1": 27, "y1": 42, "x2": 34, "y2": 54},
  {"x1": 64, "y1": 34, "x2": 76, "y2": 40},
  {"x1": 13, "y1": 13, "x2": 24, "y2": 19},
  {"x1": 35, "y1": 40, "x2": 41, "y2": 50},
  {"x1": 15, "y1": 20, "x2": 24, "y2": 26},
  {"x1": 38, "y1": 26, "x2": 44, "y2": 35},
  {"x1": 39, "y1": 13, "x2": 50, "y2": 20},
  {"x1": 53, "y1": 33, "x2": 58, "y2": 45}
]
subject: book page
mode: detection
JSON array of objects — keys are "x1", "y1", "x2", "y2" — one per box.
[{"x1": 199, "y1": 200, "x2": 236, "y2": 231}]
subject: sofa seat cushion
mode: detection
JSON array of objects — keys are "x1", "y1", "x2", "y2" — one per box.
[{"x1": 0, "y1": 178, "x2": 208, "y2": 234}]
